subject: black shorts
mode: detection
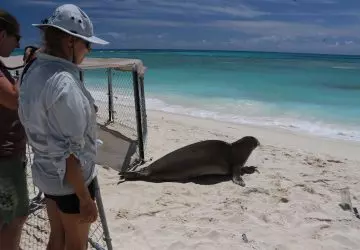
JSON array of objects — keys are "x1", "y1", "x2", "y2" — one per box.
[{"x1": 44, "y1": 179, "x2": 96, "y2": 214}]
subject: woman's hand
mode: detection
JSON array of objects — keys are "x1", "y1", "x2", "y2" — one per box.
[
  {"x1": 79, "y1": 197, "x2": 98, "y2": 223},
  {"x1": 64, "y1": 154, "x2": 98, "y2": 223}
]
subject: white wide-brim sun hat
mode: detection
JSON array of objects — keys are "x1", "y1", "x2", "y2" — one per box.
[{"x1": 32, "y1": 4, "x2": 109, "y2": 45}]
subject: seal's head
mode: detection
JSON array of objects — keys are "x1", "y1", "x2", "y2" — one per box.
[
  {"x1": 232, "y1": 136, "x2": 260, "y2": 149},
  {"x1": 231, "y1": 136, "x2": 260, "y2": 168}
]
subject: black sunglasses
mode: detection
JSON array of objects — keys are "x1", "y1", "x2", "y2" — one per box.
[{"x1": 9, "y1": 32, "x2": 21, "y2": 42}]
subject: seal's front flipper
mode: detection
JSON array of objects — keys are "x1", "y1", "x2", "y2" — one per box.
[
  {"x1": 232, "y1": 166, "x2": 260, "y2": 186},
  {"x1": 232, "y1": 174, "x2": 246, "y2": 187}
]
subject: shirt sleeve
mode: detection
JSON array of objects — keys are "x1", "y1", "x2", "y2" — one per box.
[{"x1": 46, "y1": 73, "x2": 88, "y2": 185}]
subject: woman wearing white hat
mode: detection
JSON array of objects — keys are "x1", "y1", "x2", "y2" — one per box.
[{"x1": 18, "y1": 4, "x2": 109, "y2": 249}]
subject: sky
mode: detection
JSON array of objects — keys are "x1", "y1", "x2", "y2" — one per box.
[{"x1": 3, "y1": 0, "x2": 360, "y2": 54}]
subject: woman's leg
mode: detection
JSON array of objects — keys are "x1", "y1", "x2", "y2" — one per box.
[
  {"x1": 48, "y1": 180, "x2": 96, "y2": 250},
  {"x1": 45, "y1": 198, "x2": 65, "y2": 250},
  {"x1": 0, "y1": 216, "x2": 27, "y2": 250},
  {"x1": 60, "y1": 212, "x2": 91, "y2": 250},
  {"x1": 0, "y1": 157, "x2": 29, "y2": 250}
]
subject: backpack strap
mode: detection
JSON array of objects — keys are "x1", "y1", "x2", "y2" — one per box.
[{"x1": 20, "y1": 57, "x2": 37, "y2": 85}]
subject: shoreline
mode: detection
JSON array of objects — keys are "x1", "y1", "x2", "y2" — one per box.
[
  {"x1": 91, "y1": 88, "x2": 360, "y2": 145},
  {"x1": 143, "y1": 92, "x2": 360, "y2": 144},
  {"x1": 146, "y1": 110, "x2": 360, "y2": 161}
]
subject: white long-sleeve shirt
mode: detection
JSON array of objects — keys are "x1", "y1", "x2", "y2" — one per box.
[{"x1": 18, "y1": 52, "x2": 97, "y2": 195}]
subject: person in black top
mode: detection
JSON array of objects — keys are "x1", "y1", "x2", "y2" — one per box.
[
  {"x1": 22, "y1": 45, "x2": 39, "y2": 64},
  {"x1": 0, "y1": 8, "x2": 29, "y2": 250}
]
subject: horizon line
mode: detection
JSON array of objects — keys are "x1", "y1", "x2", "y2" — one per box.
[{"x1": 13, "y1": 48, "x2": 360, "y2": 57}]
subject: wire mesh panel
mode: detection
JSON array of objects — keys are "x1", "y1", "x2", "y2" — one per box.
[
  {"x1": 20, "y1": 146, "x2": 48, "y2": 250},
  {"x1": 82, "y1": 68, "x2": 113, "y2": 125},
  {"x1": 82, "y1": 68, "x2": 141, "y2": 141},
  {"x1": 20, "y1": 205, "x2": 49, "y2": 249},
  {"x1": 82, "y1": 66, "x2": 148, "y2": 168},
  {"x1": 89, "y1": 220, "x2": 109, "y2": 249}
]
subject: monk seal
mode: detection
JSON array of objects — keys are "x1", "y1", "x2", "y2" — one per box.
[{"x1": 120, "y1": 136, "x2": 260, "y2": 186}]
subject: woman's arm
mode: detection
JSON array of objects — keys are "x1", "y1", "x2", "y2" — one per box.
[
  {"x1": 65, "y1": 154, "x2": 92, "y2": 202},
  {"x1": 0, "y1": 73, "x2": 19, "y2": 110},
  {"x1": 65, "y1": 153, "x2": 97, "y2": 223}
]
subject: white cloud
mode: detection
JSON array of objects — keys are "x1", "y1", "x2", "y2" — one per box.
[
  {"x1": 260, "y1": 0, "x2": 337, "y2": 4},
  {"x1": 86, "y1": 6, "x2": 186, "y2": 18},
  {"x1": 275, "y1": 10, "x2": 360, "y2": 17},
  {"x1": 21, "y1": 0, "x2": 268, "y2": 18},
  {"x1": 151, "y1": 1, "x2": 268, "y2": 18},
  {"x1": 209, "y1": 20, "x2": 360, "y2": 38},
  {"x1": 248, "y1": 35, "x2": 282, "y2": 44},
  {"x1": 99, "y1": 32, "x2": 127, "y2": 40},
  {"x1": 23, "y1": 0, "x2": 60, "y2": 6},
  {"x1": 94, "y1": 17, "x2": 185, "y2": 27},
  {"x1": 157, "y1": 34, "x2": 166, "y2": 39}
]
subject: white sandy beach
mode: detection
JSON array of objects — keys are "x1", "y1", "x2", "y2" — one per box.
[{"x1": 95, "y1": 110, "x2": 360, "y2": 250}]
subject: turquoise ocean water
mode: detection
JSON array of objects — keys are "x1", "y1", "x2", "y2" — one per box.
[{"x1": 13, "y1": 49, "x2": 360, "y2": 142}]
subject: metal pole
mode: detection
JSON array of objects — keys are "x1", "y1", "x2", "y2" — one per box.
[
  {"x1": 107, "y1": 69, "x2": 114, "y2": 123},
  {"x1": 132, "y1": 65, "x2": 145, "y2": 162},
  {"x1": 139, "y1": 75, "x2": 148, "y2": 144},
  {"x1": 93, "y1": 177, "x2": 113, "y2": 250}
]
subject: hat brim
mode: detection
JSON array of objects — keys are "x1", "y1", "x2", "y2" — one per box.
[{"x1": 32, "y1": 23, "x2": 109, "y2": 45}]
